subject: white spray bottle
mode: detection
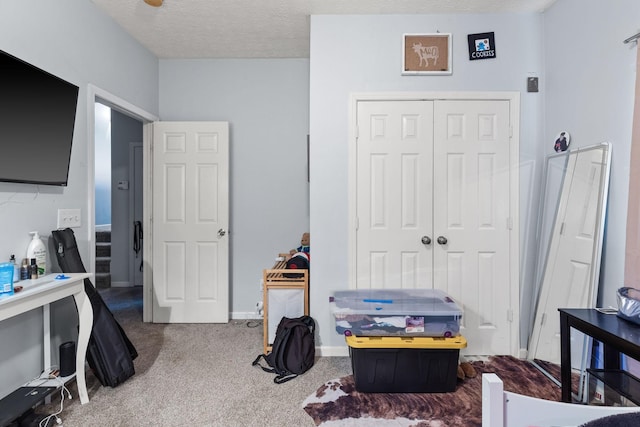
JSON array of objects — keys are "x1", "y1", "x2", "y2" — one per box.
[{"x1": 26, "y1": 231, "x2": 47, "y2": 277}]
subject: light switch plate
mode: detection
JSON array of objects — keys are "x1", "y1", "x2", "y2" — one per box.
[
  {"x1": 527, "y1": 77, "x2": 539, "y2": 93},
  {"x1": 57, "y1": 209, "x2": 81, "y2": 228}
]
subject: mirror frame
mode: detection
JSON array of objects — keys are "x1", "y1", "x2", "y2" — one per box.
[{"x1": 528, "y1": 143, "x2": 611, "y2": 394}]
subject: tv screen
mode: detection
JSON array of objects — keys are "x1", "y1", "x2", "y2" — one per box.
[{"x1": 0, "y1": 49, "x2": 79, "y2": 186}]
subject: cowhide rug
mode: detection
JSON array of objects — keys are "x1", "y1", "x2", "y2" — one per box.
[{"x1": 303, "y1": 356, "x2": 572, "y2": 427}]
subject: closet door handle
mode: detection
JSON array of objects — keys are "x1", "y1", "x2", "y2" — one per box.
[
  {"x1": 217, "y1": 229, "x2": 227, "y2": 237},
  {"x1": 437, "y1": 236, "x2": 448, "y2": 245},
  {"x1": 421, "y1": 236, "x2": 431, "y2": 245}
]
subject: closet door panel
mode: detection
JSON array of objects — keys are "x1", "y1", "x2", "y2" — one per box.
[
  {"x1": 356, "y1": 100, "x2": 434, "y2": 289},
  {"x1": 433, "y1": 100, "x2": 511, "y2": 355}
]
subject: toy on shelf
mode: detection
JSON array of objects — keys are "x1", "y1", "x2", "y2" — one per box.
[
  {"x1": 292, "y1": 232, "x2": 310, "y2": 255},
  {"x1": 279, "y1": 232, "x2": 310, "y2": 261}
]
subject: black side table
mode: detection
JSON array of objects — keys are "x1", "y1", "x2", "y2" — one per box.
[{"x1": 559, "y1": 308, "x2": 640, "y2": 402}]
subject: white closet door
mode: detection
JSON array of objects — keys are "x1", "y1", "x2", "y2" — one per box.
[
  {"x1": 354, "y1": 97, "x2": 515, "y2": 356},
  {"x1": 355, "y1": 100, "x2": 435, "y2": 289},
  {"x1": 433, "y1": 100, "x2": 512, "y2": 355}
]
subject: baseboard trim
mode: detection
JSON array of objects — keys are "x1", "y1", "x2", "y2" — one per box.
[
  {"x1": 232, "y1": 311, "x2": 262, "y2": 320},
  {"x1": 230, "y1": 313, "x2": 349, "y2": 357},
  {"x1": 317, "y1": 346, "x2": 349, "y2": 357}
]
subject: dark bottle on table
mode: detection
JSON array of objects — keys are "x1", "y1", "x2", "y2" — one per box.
[
  {"x1": 20, "y1": 258, "x2": 29, "y2": 280},
  {"x1": 29, "y1": 258, "x2": 38, "y2": 280}
]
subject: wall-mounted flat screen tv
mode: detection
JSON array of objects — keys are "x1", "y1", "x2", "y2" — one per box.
[{"x1": 0, "y1": 49, "x2": 79, "y2": 186}]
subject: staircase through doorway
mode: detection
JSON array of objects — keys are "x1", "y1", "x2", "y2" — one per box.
[{"x1": 96, "y1": 228, "x2": 111, "y2": 288}]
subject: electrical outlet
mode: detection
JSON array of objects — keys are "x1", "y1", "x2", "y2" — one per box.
[{"x1": 57, "y1": 209, "x2": 81, "y2": 228}]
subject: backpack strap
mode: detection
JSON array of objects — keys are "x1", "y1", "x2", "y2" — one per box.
[
  {"x1": 302, "y1": 316, "x2": 315, "y2": 334},
  {"x1": 252, "y1": 353, "x2": 297, "y2": 383},
  {"x1": 252, "y1": 354, "x2": 276, "y2": 374},
  {"x1": 274, "y1": 372, "x2": 298, "y2": 384}
]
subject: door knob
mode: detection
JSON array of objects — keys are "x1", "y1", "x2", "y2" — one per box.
[
  {"x1": 421, "y1": 236, "x2": 431, "y2": 245},
  {"x1": 217, "y1": 229, "x2": 226, "y2": 237},
  {"x1": 437, "y1": 236, "x2": 448, "y2": 245}
]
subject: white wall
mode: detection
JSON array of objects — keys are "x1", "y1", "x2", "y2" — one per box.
[
  {"x1": 309, "y1": 5, "x2": 640, "y2": 353},
  {"x1": 543, "y1": 0, "x2": 640, "y2": 309},
  {"x1": 159, "y1": 59, "x2": 310, "y2": 315},
  {"x1": 309, "y1": 14, "x2": 545, "y2": 350},
  {"x1": 0, "y1": 0, "x2": 158, "y2": 398}
]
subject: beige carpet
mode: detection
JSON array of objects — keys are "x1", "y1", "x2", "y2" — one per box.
[
  {"x1": 36, "y1": 287, "x2": 352, "y2": 426},
  {"x1": 35, "y1": 288, "x2": 568, "y2": 427}
]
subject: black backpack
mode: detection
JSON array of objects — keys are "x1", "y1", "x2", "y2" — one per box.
[{"x1": 252, "y1": 315, "x2": 315, "y2": 383}]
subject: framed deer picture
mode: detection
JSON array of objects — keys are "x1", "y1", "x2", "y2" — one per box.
[{"x1": 402, "y1": 33, "x2": 452, "y2": 75}]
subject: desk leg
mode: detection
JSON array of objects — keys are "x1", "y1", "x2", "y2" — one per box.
[
  {"x1": 603, "y1": 343, "x2": 621, "y2": 370},
  {"x1": 43, "y1": 304, "x2": 51, "y2": 379},
  {"x1": 559, "y1": 311, "x2": 572, "y2": 402},
  {"x1": 73, "y1": 289, "x2": 93, "y2": 404},
  {"x1": 43, "y1": 304, "x2": 52, "y2": 405}
]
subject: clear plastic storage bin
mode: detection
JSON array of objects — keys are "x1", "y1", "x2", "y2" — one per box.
[{"x1": 331, "y1": 288, "x2": 462, "y2": 337}]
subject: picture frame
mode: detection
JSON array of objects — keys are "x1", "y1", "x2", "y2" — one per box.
[{"x1": 402, "y1": 33, "x2": 452, "y2": 75}]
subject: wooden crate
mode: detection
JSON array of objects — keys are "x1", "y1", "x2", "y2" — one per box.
[{"x1": 263, "y1": 259, "x2": 309, "y2": 353}]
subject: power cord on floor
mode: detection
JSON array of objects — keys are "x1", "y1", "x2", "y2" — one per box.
[
  {"x1": 230, "y1": 319, "x2": 262, "y2": 328},
  {"x1": 35, "y1": 370, "x2": 72, "y2": 427},
  {"x1": 245, "y1": 320, "x2": 262, "y2": 328}
]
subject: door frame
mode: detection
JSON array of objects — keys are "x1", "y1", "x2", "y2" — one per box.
[
  {"x1": 348, "y1": 91, "x2": 521, "y2": 356},
  {"x1": 129, "y1": 142, "x2": 143, "y2": 287},
  {"x1": 87, "y1": 85, "x2": 158, "y2": 322}
]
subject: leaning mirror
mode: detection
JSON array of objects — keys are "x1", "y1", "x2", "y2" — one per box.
[
  {"x1": 528, "y1": 143, "x2": 611, "y2": 368},
  {"x1": 530, "y1": 150, "x2": 570, "y2": 320}
]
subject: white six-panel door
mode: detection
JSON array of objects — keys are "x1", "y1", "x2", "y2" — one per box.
[
  {"x1": 433, "y1": 100, "x2": 512, "y2": 355},
  {"x1": 354, "y1": 98, "x2": 515, "y2": 355},
  {"x1": 152, "y1": 121, "x2": 229, "y2": 323},
  {"x1": 356, "y1": 100, "x2": 435, "y2": 289}
]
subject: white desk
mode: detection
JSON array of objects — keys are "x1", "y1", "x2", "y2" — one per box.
[{"x1": 0, "y1": 273, "x2": 93, "y2": 404}]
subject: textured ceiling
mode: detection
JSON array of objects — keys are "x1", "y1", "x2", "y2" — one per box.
[{"x1": 90, "y1": 0, "x2": 556, "y2": 59}]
